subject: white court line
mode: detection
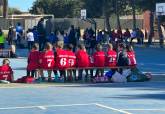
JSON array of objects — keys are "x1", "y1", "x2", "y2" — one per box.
[
  {"x1": 0, "y1": 85, "x2": 54, "y2": 89},
  {"x1": 0, "y1": 84, "x2": 85, "y2": 89},
  {"x1": 121, "y1": 109, "x2": 165, "y2": 111},
  {"x1": 0, "y1": 103, "x2": 95, "y2": 110},
  {"x1": 95, "y1": 103, "x2": 132, "y2": 114},
  {"x1": 38, "y1": 106, "x2": 47, "y2": 110},
  {"x1": 0, "y1": 83, "x2": 114, "y2": 89}
]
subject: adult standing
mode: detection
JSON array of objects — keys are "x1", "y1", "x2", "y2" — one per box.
[
  {"x1": 26, "y1": 29, "x2": 34, "y2": 51},
  {"x1": 123, "y1": 28, "x2": 131, "y2": 44},
  {"x1": 0, "y1": 29, "x2": 5, "y2": 49},
  {"x1": 37, "y1": 18, "x2": 46, "y2": 51},
  {"x1": 16, "y1": 22, "x2": 23, "y2": 47},
  {"x1": 32, "y1": 26, "x2": 39, "y2": 43},
  {"x1": 138, "y1": 29, "x2": 144, "y2": 45},
  {"x1": 75, "y1": 27, "x2": 81, "y2": 42},
  {"x1": 7, "y1": 26, "x2": 15, "y2": 45},
  {"x1": 130, "y1": 28, "x2": 137, "y2": 44},
  {"x1": 68, "y1": 25, "x2": 76, "y2": 52}
]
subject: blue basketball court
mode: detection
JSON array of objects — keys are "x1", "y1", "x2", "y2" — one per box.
[
  {"x1": 0, "y1": 82, "x2": 165, "y2": 114},
  {"x1": 0, "y1": 47, "x2": 165, "y2": 114}
]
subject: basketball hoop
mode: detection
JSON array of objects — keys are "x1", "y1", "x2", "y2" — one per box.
[
  {"x1": 156, "y1": 3, "x2": 165, "y2": 16},
  {"x1": 80, "y1": 9, "x2": 87, "y2": 20},
  {"x1": 81, "y1": 16, "x2": 86, "y2": 20}
]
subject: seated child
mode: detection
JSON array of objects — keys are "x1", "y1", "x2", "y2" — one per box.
[
  {"x1": 93, "y1": 44, "x2": 105, "y2": 77},
  {"x1": 76, "y1": 44, "x2": 89, "y2": 80},
  {"x1": 106, "y1": 43, "x2": 117, "y2": 67},
  {"x1": 66, "y1": 44, "x2": 76, "y2": 81},
  {"x1": 39, "y1": 42, "x2": 55, "y2": 82},
  {"x1": 55, "y1": 41, "x2": 68, "y2": 81},
  {"x1": 27, "y1": 43, "x2": 40, "y2": 78},
  {"x1": 0, "y1": 59, "x2": 13, "y2": 82},
  {"x1": 126, "y1": 45, "x2": 137, "y2": 66}
]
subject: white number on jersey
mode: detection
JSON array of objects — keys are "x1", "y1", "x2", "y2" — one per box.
[
  {"x1": 68, "y1": 59, "x2": 74, "y2": 66},
  {"x1": 47, "y1": 59, "x2": 53, "y2": 67},
  {"x1": 60, "y1": 58, "x2": 67, "y2": 66},
  {"x1": 109, "y1": 56, "x2": 116, "y2": 63}
]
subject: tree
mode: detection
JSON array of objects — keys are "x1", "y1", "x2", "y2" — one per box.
[
  {"x1": 115, "y1": 0, "x2": 121, "y2": 29},
  {"x1": 82, "y1": 0, "x2": 103, "y2": 18},
  {"x1": 114, "y1": 0, "x2": 130, "y2": 29},
  {"x1": 8, "y1": 7, "x2": 22, "y2": 15},
  {"x1": 131, "y1": 0, "x2": 136, "y2": 30},
  {"x1": 0, "y1": 9, "x2": 2, "y2": 16},
  {"x1": 29, "y1": 0, "x2": 139, "y2": 32},
  {"x1": 136, "y1": 0, "x2": 165, "y2": 46},
  {"x1": 30, "y1": 0, "x2": 83, "y2": 18}
]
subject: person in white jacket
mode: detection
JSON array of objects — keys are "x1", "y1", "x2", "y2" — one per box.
[{"x1": 26, "y1": 29, "x2": 34, "y2": 51}]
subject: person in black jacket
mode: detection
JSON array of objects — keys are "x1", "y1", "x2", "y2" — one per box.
[
  {"x1": 37, "y1": 18, "x2": 46, "y2": 51},
  {"x1": 68, "y1": 25, "x2": 76, "y2": 52}
]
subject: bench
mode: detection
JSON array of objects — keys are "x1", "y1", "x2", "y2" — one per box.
[{"x1": 0, "y1": 49, "x2": 11, "y2": 58}]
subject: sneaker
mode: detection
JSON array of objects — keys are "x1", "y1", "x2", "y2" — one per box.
[
  {"x1": 54, "y1": 74, "x2": 59, "y2": 82},
  {"x1": 35, "y1": 77, "x2": 42, "y2": 83},
  {"x1": 48, "y1": 77, "x2": 53, "y2": 82},
  {"x1": 41, "y1": 77, "x2": 46, "y2": 82}
]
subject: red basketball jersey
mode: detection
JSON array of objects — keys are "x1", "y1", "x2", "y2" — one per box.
[
  {"x1": 55, "y1": 49, "x2": 69, "y2": 70},
  {"x1": 0, "y1": 65, "x2": 13, "y2": 82},
  {"x1": 40, "y1": 50, "x2": 55, "y2": 69},
  {"x1": 106, "y1": 50, "x2": 117, "y2": 67},
  {"x1": 27, "y1": 50, "x2": 40, "y2": 70},
  {"x1": 127, "y1": 51, "x2": 136, "y2": 66},
  {"x1": 93, "y1": 51, "x2": 105, "y2": 67},
  {"x1": 67, "y1": 50, "x2": 76, "y2": 68},
  {"x1": 76, "y1": 50, "x2": 89, "y2": 68}
]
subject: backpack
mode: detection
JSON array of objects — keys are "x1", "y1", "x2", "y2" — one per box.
[
  {"x1": 122, "y1": 69, "x2": 131, "y2": 78},
  {"x1": 111, "y1": 71, "x2": 127, "y2": 83},
  {"x1": 105, "y1": 70, "x2": 113, "y2": 78},
  {"x1": 127, "y1": 68, "x2": 151, "y2": 82},
  {"x1": 92, "y1": 76, "x2": 109, "y2": 83},
  {"x1": 16, "y1": 76, "x2": 34, "y2": 83}
]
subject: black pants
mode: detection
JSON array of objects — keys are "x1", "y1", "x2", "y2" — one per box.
[
  {"x1": 95, "y1": 68, "x2": 104, "y2": 77},
  {"x1": 59, "y1": 70, "x2": 66, "y2": 81},
  {"x1": 27, "y1": 70, "x2": 35, "y2": 77},
  {"x1": 28, "y1": 41, "x2": 34, "y2": 51},
  {"x1": 39, "y1": 38, "x2": 46, "y2": 51},
  {"x1": 17, "y1": 35, "x2": 21, "y2": 47},
  {"x1": 78, "y1": 69, "x2": 88, "y2": 80},
  {"x1": 67, "y1": 69, "x2": 76, "y2": 81}
]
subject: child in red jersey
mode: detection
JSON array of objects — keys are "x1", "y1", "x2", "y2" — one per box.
[
  {"x1": 55, "y1": 41, "x2": 68, "y2": 81},
  {"x1": 76, "y1": 44, "x2": 89, "y2": 80},
  {"x1": 66, "y1": 44, "x2": 76, "y2": 81},
  {"x1": 27, "y1": 43, "x2": 40, "y2": 78},
  {"x1": 126, "y1": 45, "x2": 137, "y2": 66},
  {"x1": 93, "y1": 44, "x2": 105, "y2": 76},
  {"x1": 39, "y1": 42, "x2": 55, "y2": 82},
  {"x1": 106, "y1": 43, "x2": 117, "y2": 67},
  {"x1": 0, "y1": 59, "x2": 13, "y2": 82}
]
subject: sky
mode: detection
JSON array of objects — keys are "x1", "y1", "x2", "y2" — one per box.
[{"x1": 8, "y1": 0, "x2": 36, "y2": 12}]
